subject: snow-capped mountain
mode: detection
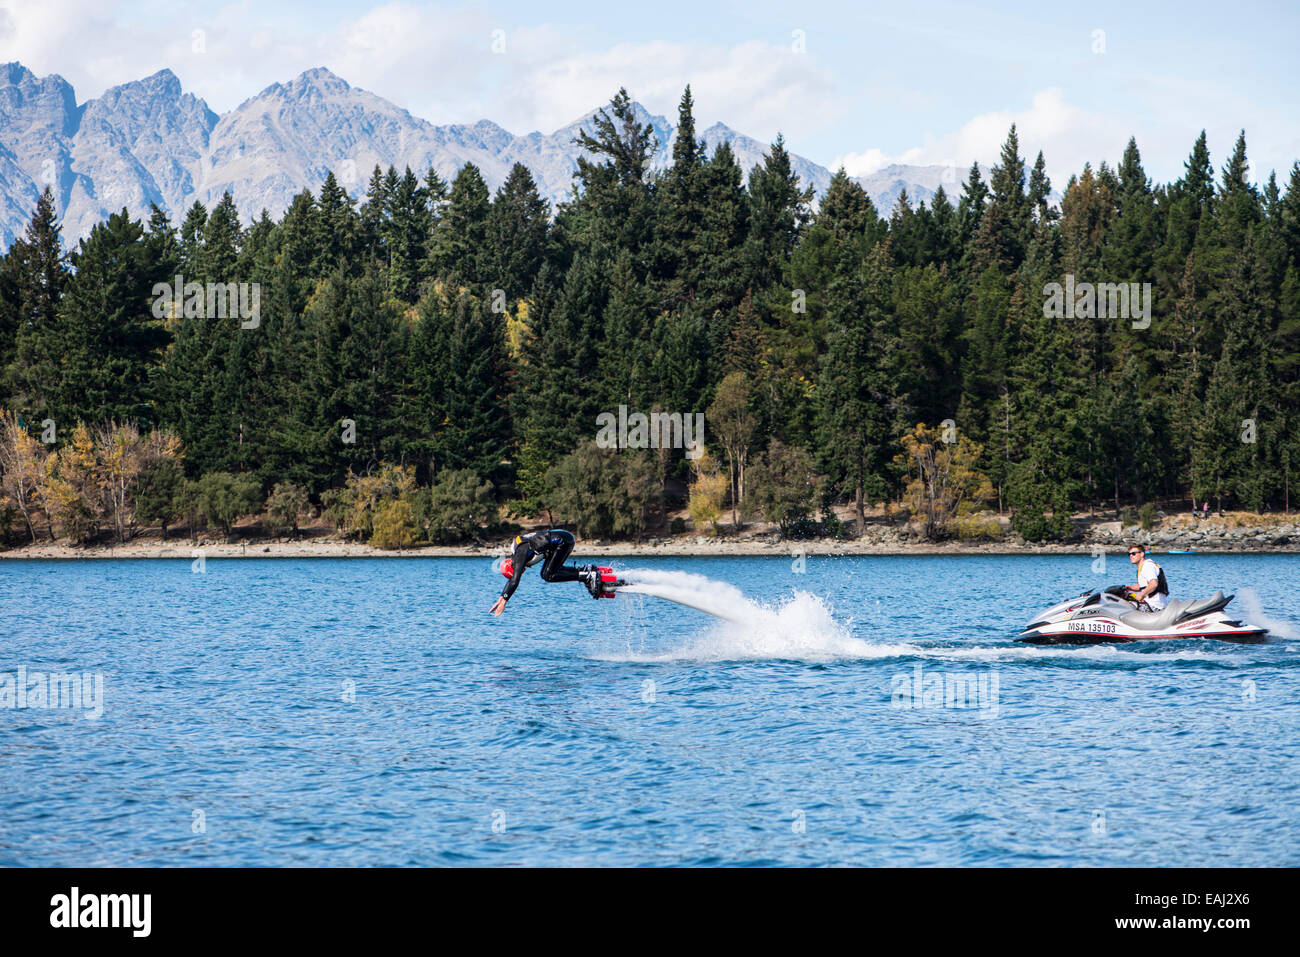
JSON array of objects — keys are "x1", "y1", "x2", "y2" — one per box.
[{"x1": 0, "y1": 62, "x2": 961, "y2": 247}]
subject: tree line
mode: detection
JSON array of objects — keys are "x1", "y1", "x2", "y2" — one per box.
[{"x1": 1, "y1": 85, "x2": 1298, "y2": 546}]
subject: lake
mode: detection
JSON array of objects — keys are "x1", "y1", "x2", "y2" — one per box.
[{"x1": 1, "y1": 553, "x2": 1297, "y2": 866}]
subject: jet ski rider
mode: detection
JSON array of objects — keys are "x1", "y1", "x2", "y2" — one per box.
[
  {"x1": 490, "y1": 529, "x2": 601, "y2": 616},
  {"x1": 1126, "y1": 543, "x2": 1170, "y2": 611}
]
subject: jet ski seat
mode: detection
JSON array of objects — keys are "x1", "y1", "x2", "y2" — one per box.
[
  {"x1": 1120, "y1": 600, "x2": 1188, "y2": 630},
  {"x1": 1178, "y1": 590, "x2": 1229, "y2": 619},
  {"x1": 1119, "y1": 591, "x2": 1229, "y2": 630}
]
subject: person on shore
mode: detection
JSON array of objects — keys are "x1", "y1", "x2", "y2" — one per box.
[
  {"x1": 1126, "y1": 543, "x2": 1170, "y2": 611},
  {"x1": 490, "y1": 529, "x2": 601, "y2": 615}
]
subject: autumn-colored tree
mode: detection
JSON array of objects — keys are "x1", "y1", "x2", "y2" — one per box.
[
  {"x1": 92, "y1": 422, "x2": 182, "y2": 542},
  {"x1": 687, "y1": 452, "x2": 727, "y2": 534},
  {"x1": 40, "y1": 422, "x2": 97, "y2": 543},
  {"x1": 370, "y1": 498, "x2": 418, "y2": 550},
  {"x1": 0, "y1": 409, "x2": 48, "y2": 542},
  {"x1": 896, "y1": 423, "x2": 994, "y2": 540},
  {"x1": 324, "y1": 464, "x2": 417, "y2": 541},
  {"x1": 707, "y1": 372, "x2": 758, "y2": 528}
]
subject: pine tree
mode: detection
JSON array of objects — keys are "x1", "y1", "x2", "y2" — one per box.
[
  {"x1": 300, "y1": 268, "x2": 409, "y2": 490},
  {"x1": 423, "y1": 165, "x2": 449, "y2": 234},
  {"x1": 313, "y1": 170, "x2": 359, "y2": 276},
  {"x1": 6, "y1": 188, "x2": 69, "y2": 418},
  {"x1": 1159, "y1": 132, "x2": 1215, "y2": 280},
  {"x1": 1102, "y1": 138, "x2": 1157, "y2": 280},
  {"x1": 410, "y1": 287, "x2": 510, "y2": 481},
  {"x1": 48, "y1": 210, "x2": 170, "y2": 426},
  {"x1": 1005, "y1": 265, "x2": 1084, "y2": 538},
  {"x1": 696, "y1": 141, "x2": 750, "y2": 317},
  {"x1": 598, "y1": 252, "x2": 654, "y2": 410},
  {"x1": 740, "y1": 134, "x2": 814, "y2": 292},
  {"x1": 428, "y1": 163, "x2": 491, "y2": 287},
  {"x1": 1215, "y1": 130, "x2": 1262, "y2": 252},
  {"x1": 972, "y1": 125, "x2": 1030, "y2": 273},
  {"x1": 927, "y1": 185, "x2": 961, "y2": 268},
  {"x1": 893, "y1": 264, "x2": 962, "y2": 427},
  {"x1": 480, "y1": 163, "x2": 550, "y2": 310},
  {"x1": 651, "y1": 306, "x2": 713, "y2": 417},
  {"x1": 650, "y1": 85, "x2": 709, "y2": 309},
  {"x1": 815, "y1": 244, "x2": 895, "y2": 533},
  {"x1": 568, "y1": 88, "x2": 658, "y2": 257},
  {"x1": 177, "y1": 200, "x2": 208, "y2": 273},
  {"x1": 358, "y1": 164, "x2": 390, "y2": 261},
  {"x1": 1195, "y1": 232, "x2": 1278, "y2": 510},
  {"x1": 162, "y1": 192, "x2": 248, "y2": 474},
  {"x1": 958, "y1": 265, "x2": 1014, "y2": 506},
  {"x1": 0, "y1": 241, "x2": 22, "y2": 398},
  {"x1": 387, "y1": 167, "x2": 429, "y2": 302},
  {"x1": 519, "y1": 252, "x2": 609, "y2": 464},
  {"x1": 955, "y1": 162, "x2": 989, "y2": 261}
]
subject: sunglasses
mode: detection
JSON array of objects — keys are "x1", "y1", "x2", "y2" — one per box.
[{"x1": 1128, "y1": 551, "x2": 1142, "y2": 555}]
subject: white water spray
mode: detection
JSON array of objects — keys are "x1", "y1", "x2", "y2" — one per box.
[
  {"x1": 618, "y1": 568, "x2": 753, "y2": 622},
  {"x1": 1236, "y1": 588, "x2": 1295, "y2": 640},
  {"x1": 612, "y1": 568, "x2": 901, "y2": 662}
]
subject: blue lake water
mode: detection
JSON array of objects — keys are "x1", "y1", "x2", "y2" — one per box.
[{"x1": 1, "y1": 553, "x2": 1297, "y2": 867}]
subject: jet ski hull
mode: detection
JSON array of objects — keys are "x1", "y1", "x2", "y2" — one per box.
[{"x1": 1018, "y1": 622, "x2": 1268, "y2": 645}]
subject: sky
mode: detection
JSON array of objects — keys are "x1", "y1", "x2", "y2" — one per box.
[{"x1": 1, "y1": 0, "x2": 1296, "y2": 187}]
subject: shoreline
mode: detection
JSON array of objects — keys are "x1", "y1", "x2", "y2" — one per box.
[{"x1": 5, "y1": 538, "x2": 1300, "y2": 559}]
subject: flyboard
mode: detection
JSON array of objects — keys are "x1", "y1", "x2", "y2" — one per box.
[{"x1": 591, "y1": 567, "x2": 752, "y2": 624}]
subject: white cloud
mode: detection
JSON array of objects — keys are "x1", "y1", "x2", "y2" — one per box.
[
  {"x1": 833, "y1": 88, "x2": 1124, "y2": 186},
  {"x1": 0, "y1": 0, "x2": 839, "y2": 143},
  {"x1": 515, "y1": 38, "x2": 837, "y2": 139}
]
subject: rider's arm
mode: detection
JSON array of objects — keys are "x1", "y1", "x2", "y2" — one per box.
[{"x1": 501, "y1": 549, "x2": 527, "y2": 601}]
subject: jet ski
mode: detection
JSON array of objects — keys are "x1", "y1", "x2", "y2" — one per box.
[{"x1": 1019, "y1": 585, "x2": 1267, "y2": 645}]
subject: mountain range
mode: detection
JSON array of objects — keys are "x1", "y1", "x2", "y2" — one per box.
[{"x1": 0, "y1": 61, "x2": 966, "y2": 249}]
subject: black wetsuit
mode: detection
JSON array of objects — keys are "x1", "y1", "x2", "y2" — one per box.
[{"x1": 500, "y1": 529, "x2": 583, "y2": 601}]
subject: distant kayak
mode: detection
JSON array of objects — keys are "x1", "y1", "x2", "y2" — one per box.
[{"x1": 1167, "y1": 548, "x2": 1199, "y2": 553}]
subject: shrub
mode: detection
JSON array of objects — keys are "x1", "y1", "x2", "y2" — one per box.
[
  {"x1": 669, "y1": 516, "x2": 686, "y2": 534},
  {"x1": 370, "y1": 498, "x2": 418, "y2": 550},
  {"x1": 326, "y1": 464, "x2": 416, "y2": 540},
  {"x1": 687, "y1": 462, "x2": 727, "y2": 535},
  {"x1": 1138, "y1": 502, "x2": 1156, "y2": 531},
  {"x1": 745, "y1": 440, "x2": 821, "y2": 537},
  {"x1": 546, "y1": 441, "x2": 657, "y2": 540},
  {"x1": 413, "y1": 469, "x2": 496, "y2": 544},
  {"x1": 820, "y1": 508, "x2": 846, "y2": 540},
  {"x1": 951, "y1": 512, "x2": 1003, "y2": 541},
  {"x1": 1012, "y1": 510, "x2": 1071, "y2": 543},
  {"x1": 193, "y1": 472, "x2": 263, "y2": 539},
  {"x1": 266, "y1": 482, "x2": 310, "y2": 537},
  {"x1": 179, "y1": 479, "x2": 205, "y2": 542},
  {"x1": 134, "y1": 457, "x2": 186, "y2": 539}
]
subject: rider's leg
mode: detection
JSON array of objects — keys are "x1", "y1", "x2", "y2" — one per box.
[{"x1": 539, "y1": 530, "x2": 584, "y2": 583}]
